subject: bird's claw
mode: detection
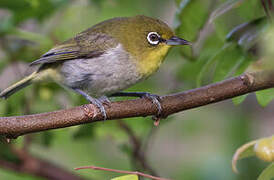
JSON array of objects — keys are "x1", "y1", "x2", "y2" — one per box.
[
  {"x1": 73, "y1": 89, "x2": 108, "y2": 120},
  {"x1": 142, "y1": 93, "x2": 163, "y2": 117},
  {"x1": 88, "y1": 98, "x2": 107, "y2": 120},
  {"x1": 98, "y1": 96, "x2": 111, "y2": 107}
]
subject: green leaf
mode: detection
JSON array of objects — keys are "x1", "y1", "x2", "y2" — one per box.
[
  {"x1": 234, "y1": 55, "x2": 253, "y2": 76},
  {"x1": 256, "y1": 89, "x2": 274, "y2": 107},
  {"x1": 0, "y1": 12, "x2": 14, "y2": 35},
  {"x1": 209, "y1": 0, "x2": 245, "y2": 23},
  {"x1": 118, "y1": 144, "x2": 132, "y2": 156},
  {"x1": 0, "y1": 138, "x2": 20, "y2": 162},
  {"x1": 73, "y1": 124, "x2": 95, "y2": 140},
  {"x1": 9, "y1": 28, "x2": 53, "y2": 48},
  {"x1": 111, "y1": 174, "x2": 138, "y2": 180},
  {"x1": 89, "y1": 0, "x2": 107, "y2": 7},
  {"x1": 258, "y1": 163, "x2": 274, "y2": 180},
  {"x1": 226, "y1": 17, "x2": 268, "y2": 52},
  {"x1": 214, "y1": 0, "x2": 265, "y2": 40},
  {"x1": 196, "y1": 42, "x2": 239, "y2": 86},
  {"x1": 237, "y1": 144, "x2": 256, "y2": 160},
  {"x1": 236, "y1": 0, "x2": 264, "y2": 20},
  {"x1": 32, "y1": 131, "x2": 54, "y2": 147},
  {"x1": 259, "y1": 25, "x2": 274, "y2": 71},
  {"x1": 232, "y1": 140, "x2": 257, "y2": 173},
  {"x1": 232, "y1": 94, "x2": 248, "y2": 105},
  {"x1": 0, "y1": 0, "x2": 68, "y2": 23},
  {"x1": 41, "y1": 131, "x2": 54, "y2": 147},
  {"x1": 196, "y1": 43, "x2": 228, "y2": 86},
  {"x1": 175, "y1": 0, "x2": 213, "y2": 58},
  {"x1": 213, "y1": 45, "x2": 244, "y2": 82}
]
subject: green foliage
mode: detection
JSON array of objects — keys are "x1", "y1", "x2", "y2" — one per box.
[
  {"x1": 0, "y1": 0, "x2": 67, "y2": 23},
  {"x1": 0, "y1": 12, "x2": 14, "y2": 35},
  {"x1": 256, "y1": 89, "x2": 274, "y2": 107},
  {"x1": 176, "y1": 0, "x2": 274, "y2": 106},
  {"x1": 258, "y1": 163, "x2": 274, "y2": 180},
  {"x1": 0, "y1": 140, "x2": 20, "y2": 163},
  {"x1": 175, "y1": 0, "x2": 213, "y2": 58},
  {"x1": 232, "y1": 94, "x2": 248, "y2": 105},
  {"x1": 33, "y1": 131, "x2": 54, "y2": 147},
  {"x1": 111, "y1": 174, "x2": 138, "y2": 180},
  {"x1": 73, "y1": 124, "x2": 95, "y2": 140}
]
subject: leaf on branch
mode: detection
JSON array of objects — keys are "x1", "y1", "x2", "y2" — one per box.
[
  {"x1": 256, "y1": 89, "x2": 274, "y2": 107},
  {"x1": 0, "y1": 139, "x2": 20, "y2": 162},
  {"x1": 214, "y1": 0, "x2": 265, "y2": 40},
  {"x1": 0, "y1": 10, "x2": 14, "y2": 35},
  {"x1": 111, "y1": 174, "x2": 139, "y2": 180},
  {"x1": 73, "y1": 124, "x2": 95, "y2": 140},
  {"x1": 32, "y1": 131, "x2": 54, "y2": 147},
  {"x1": 226, "y1": 17, "x2": 267, "y2": 53},
  {"x1": 232, "y1": 94, "x2": 248, "y2": 105},
  {"x1": 257, "y1": 163, "x2": 274, "y2": 180},
  {"x1": 209, "y1": 0, "x2": 245, "y2": 23},
  {"x1": 0, "y1": 0, "x2": 68, "y2": 23},
  {"x1": 232, "y1": 140, "x2": 257, "y2": 173},
  {"x1": 196, "y1": 42, "x2": 252, "y2": 86},
  {"x1": 175, "y1": 0, "x2": 214, "y2": 59}
]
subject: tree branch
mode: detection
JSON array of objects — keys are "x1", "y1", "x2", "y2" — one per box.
[
  {"x1": 1, "y1": 70, "x2": 274, "y2": 138},
  {"x1": 0, "y1": 145, "x2": 86, "y2": 180}
]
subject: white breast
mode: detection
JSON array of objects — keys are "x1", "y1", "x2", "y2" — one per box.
[{"x1": 60, "y1": 44, "x2": 143, "y2": 97}]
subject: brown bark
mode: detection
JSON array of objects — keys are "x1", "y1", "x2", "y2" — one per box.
[
  {"x1": 0, "y1": 148, "x2": 86, "y2": 180},
  {"x1": 0, "y1": 71, "x2": 274, "y2": 138}
]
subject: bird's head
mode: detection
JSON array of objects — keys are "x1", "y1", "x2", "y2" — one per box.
[{"x1": 94, "y1": 15, "x2": 191, "y2": 75}]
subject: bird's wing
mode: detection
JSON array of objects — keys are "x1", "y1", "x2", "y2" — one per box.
[{"x1": 30, "y1": 33, "x2": 118, "y2": 66}]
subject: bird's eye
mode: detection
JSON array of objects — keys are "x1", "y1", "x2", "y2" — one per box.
[{"x1": 147, "y1": 32, "x2": 160, "y2": 45}]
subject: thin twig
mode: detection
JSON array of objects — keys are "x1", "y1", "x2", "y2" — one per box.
[
  {"x1": 268, "y1": 0, "x2": 273, "y2": 12},
  {"x1": 1, "y1": 71, "x2": 274, "y2": 138},
  {"x1": 75, "y1": 165, "x2": 170, "y2": 180},
  {"x1": 0, "y1": 145, "x2": 86, "y2": 180},
  {"x1": 261, "y1": 0, "x2": 271, "y2": 19},
  {"x1": 118, "y1": 120, "x2": 158, "y2": 176}
]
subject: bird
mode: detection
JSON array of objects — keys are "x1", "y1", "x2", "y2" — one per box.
[{"x1": 0, "y1": 15, "x2": 190, "y2": 119}]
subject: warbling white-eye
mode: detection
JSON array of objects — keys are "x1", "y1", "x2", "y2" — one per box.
[{"x1": 0, "y1": 15, "x2": 190, "y2": 119}]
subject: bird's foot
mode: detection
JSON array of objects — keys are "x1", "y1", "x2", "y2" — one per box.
[
  {"x1": 110, "y1": 91, "x2": 165, "y2": 121},
  {"x1": 88, "y1": 98, "x2": 107, "y2": 120},
  {"x1": 140, "y1": 92, "x2": 163, "y2": 117},
  {"x1": 73, "y1": 89, "x2": 108, "y2": 120},
  {"x1": 97, "y1": 96, "x2": 111, "y2": 107}
]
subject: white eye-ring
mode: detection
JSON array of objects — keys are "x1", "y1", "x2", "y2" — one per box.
[{"x1": 147, "y1": 32, "x2": 160, "y2": 45}]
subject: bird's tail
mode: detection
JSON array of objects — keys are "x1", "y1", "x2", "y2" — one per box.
[{"x1": 0, "y1": 71, "x2": 38, "y2": 99}]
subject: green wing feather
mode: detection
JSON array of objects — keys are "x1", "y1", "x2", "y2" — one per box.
[{"x1": 30, "y1": 32, "x2": 118, "y2": 66}]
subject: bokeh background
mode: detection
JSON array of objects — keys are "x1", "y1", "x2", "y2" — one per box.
[{"x1": 0, "y1": 0, "x2": 273, "y2": 179}]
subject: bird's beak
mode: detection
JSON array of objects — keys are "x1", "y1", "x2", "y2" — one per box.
[{"x1": 165, "y1": 36, "x2": 191, "y2": 46}]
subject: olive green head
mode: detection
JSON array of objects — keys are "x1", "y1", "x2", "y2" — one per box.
[{"x1": 91, "y1": 15, "x2": 190, "y2": 75}]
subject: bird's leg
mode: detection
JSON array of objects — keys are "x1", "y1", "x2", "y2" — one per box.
[
  {"x1": 73, "y1": 89, "x2": 107, "y2": 120},
  {"x1": 110, "y1": 92, "x2": 163, "y2": 117}
]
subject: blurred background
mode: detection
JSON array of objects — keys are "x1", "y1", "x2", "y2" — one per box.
[{"x1": 0, "y1": 0, "x2": 273, "y2": 179}]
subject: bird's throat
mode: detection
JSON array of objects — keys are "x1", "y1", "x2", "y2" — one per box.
[{"x1": 136, "y1": 45, "x2": 171, "y2": 77}]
